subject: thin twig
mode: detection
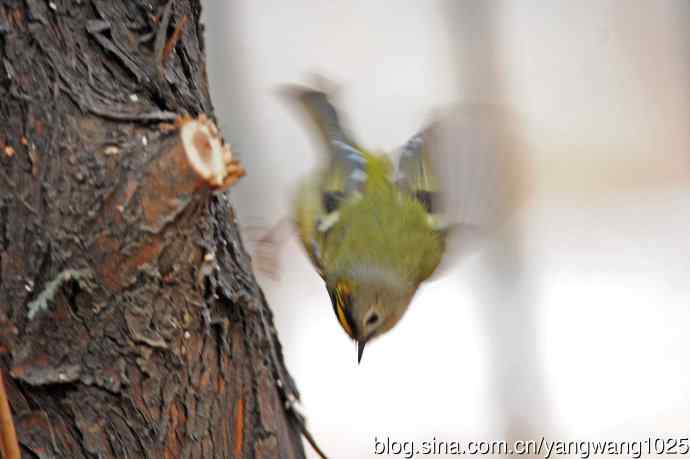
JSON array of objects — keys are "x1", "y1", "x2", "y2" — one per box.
[
  {"x1": 288, "y1": 409, "x2": 329, "y2": 459},
  {"x1": 298, "y1": 421, "x2": 329, "y2": 459}
]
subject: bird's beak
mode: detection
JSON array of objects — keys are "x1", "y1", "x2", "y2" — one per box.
[{"x1": 357, "y1": 340, "x2": 366, "y2": 364}]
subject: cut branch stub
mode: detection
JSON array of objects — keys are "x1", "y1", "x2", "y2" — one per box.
[
  {"x1": 178, "y1": 114, "x2": 245, "y2": 191},
  {"x1": 94, "y1": 114, "x2": 246, "y2": 291},
  {"x1": 139, "y1": 114, "x2": 245, "y2": 232}
]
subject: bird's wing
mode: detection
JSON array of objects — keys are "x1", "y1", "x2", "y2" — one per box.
[
  {"x1": 293, "y1": 175, "x2": 327, "y2": 276},
  {"x1": 279, "y1": 84, "x2": 368, "y2": 198},
  {"x1": 282, "y1": 83, "x2": 371, "y2": 273},
  {"x1": 395, "y1": 104, "x2": 520, "y2": 277},
  {"x1": 395, "y1": 127, "x2": 441, "y2": 216}
]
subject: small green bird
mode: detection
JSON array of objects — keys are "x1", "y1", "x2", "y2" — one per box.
[{"x1": 283, "y1": 85, "x2": 450, "y2": 363}]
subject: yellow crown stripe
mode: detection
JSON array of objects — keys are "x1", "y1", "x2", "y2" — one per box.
[
  {"x1": 334, "y1": 283, "x2": 354, "y2": 338},
  {"x1": 335, "y1": 302, "x2": 353, "y2": 338}
]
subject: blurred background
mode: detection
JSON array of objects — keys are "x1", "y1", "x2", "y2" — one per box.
[{"x1": 202, "y1": 1, "x2": 689, "y2": 457}]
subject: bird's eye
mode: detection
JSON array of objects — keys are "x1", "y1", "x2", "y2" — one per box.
[{"x1": 365, "y1": 312, "x2": 379, "y2": 326}]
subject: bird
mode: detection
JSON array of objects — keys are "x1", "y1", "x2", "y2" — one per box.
[{"x1": 281, "y1": 84, "x2": 450, "y2": 363}]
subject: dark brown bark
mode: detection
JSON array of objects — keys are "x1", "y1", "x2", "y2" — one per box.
[{"x1": 0, "y1": 1, "x2": 305, "y2": 458}]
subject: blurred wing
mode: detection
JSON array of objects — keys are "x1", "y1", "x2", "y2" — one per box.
[
  {"x1": 398, "y1": 104, "x2": 520, "y2": 275},
  {"x1": 282, "y1": 85, "x2": 350, "y2": 151},
  {"x1": 279, "y1": 84, "x2": 367, "y2": 197},
  {"x1": 396, "y1": 127, "x2": 440, "y2": 216},
  {"x1": 284, "y1": 83, "x2": 372, "y2": 275},
  {"x1": 293, "y1": 176, "x2": 327, "y2": 276}
]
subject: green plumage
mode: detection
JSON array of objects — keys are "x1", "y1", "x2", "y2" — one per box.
[
  {"x1": 284, "y1": 84, "x2": 446, "y2": 362},
  {"x1": 312, "y1": 152, "x2": 443, "y2": 285}
]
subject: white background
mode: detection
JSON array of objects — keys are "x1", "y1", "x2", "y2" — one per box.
[{"x1": 204, "y1": 2, "x2": 690, "y2": 457}]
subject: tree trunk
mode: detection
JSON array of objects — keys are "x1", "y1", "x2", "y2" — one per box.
[{"x1": 0, "y1": 1, "x2": 306, "y2": 458}]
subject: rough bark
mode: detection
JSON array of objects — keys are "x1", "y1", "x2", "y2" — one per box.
[{"x1": 0, "y1": 1, "x2": 305, "y2": 458}]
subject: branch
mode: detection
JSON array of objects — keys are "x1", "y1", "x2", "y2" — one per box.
[{"x1": 93, "y1": 114, "x2": 245, "y2": 291}]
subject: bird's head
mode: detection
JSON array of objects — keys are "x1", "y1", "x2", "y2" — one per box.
[{"x1": 326, "y1": 265, "x2": 417, "y2": 363}]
